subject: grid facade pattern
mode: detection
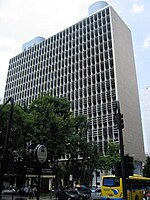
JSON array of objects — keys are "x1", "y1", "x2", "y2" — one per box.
[{"x1": 4, "y1": 6, "x2": 118, "y2": 154}]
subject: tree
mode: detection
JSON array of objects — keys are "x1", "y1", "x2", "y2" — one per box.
[
  {"x1": 0, "y1": 95, "x2": 90, "y2": 187},
  {"x1": 0, "y1": 103, "x2": 33, "y2": 187},
  {"x1": 0, "y1": 103, "x2": 32, "y2": 152},
  {"x1": 0, "y1": 95, "x2": 121, "y2": 188},
  {"x1": 27, "y1": 95, "x2": 90, "y2": 187},
  {"x1": 61, "y1": 113, "x2": 100, "y2": 186},
  {"x1": 97, "y1": 142, "x2": 120, "y2": 172},
  {"x1": 28, "y1": 95, "x2": 75, "y2": 158},
  {"x1": 143, "y1": 156, "x2": 150, "y2": 177}
]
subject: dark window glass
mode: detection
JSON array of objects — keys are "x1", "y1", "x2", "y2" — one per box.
[{"x1": 103, "y1": 178, "x2": 120, "y2": 187}]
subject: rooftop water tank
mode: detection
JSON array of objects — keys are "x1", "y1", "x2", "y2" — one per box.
[
  {"x1": 22, "y1": 36, "x2": 45, "y2": 52},
  {"x1": 88, "y1": 1, "x2": 108, "y2": 15}
]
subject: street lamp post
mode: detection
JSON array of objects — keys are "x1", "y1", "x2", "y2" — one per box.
[
  {"x1": 54, "y1": 154, "x2": 59, "y2": 190},
  {"x1": 66, "y1": 143, "x2": 75, "y2": 187},
  {"x1": 0, "y1": 97, "x2": 14, "y2": 200}
]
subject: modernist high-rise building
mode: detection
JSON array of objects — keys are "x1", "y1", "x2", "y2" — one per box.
[{"x1": 4, "y1": 1, "x2": 144, "y2": 172}]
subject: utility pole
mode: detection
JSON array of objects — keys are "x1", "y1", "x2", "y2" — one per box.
[
  {"x1": 115, "y1": 100, "x2": 127, "y2": 200},
  {"x1": 0, "y1": 97, "x2": 14, "y2": 200}
]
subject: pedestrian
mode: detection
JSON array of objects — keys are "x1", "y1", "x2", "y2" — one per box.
[
  {"x1": 29, "y1": 186, "x2": 34, "y2": 199},
  {"x1": 33, "y1": 186, "x2": 37, "y2": 197},
  {"x1": 24, "y1": 186, "x2": 29, "y2": 197},
  {"x1": 20, "y1": 186, "x2": 25, "y2": 196}
]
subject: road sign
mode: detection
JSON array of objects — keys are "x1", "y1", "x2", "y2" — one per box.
[{"x1": 35, "y1": 145, "x2": 48, "y2": 163}]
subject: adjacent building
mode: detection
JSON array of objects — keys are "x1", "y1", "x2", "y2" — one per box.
[
  {"x1": 4, "y1": 1, "x2": 144, "y2": 174},
  {"x1": 0, "y1": 97, "x2": 3, "y2": 105},
  {"x1": 140, "y1": 86, "x2": 150, "y2": 156}
]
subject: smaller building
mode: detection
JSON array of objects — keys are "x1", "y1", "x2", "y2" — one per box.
[
  {"x1": 140, "y1": 86, "x2": 150, "y2": 156},
  {"x1": 0, "y1": 97, "x2": 3, "y2": 105}
]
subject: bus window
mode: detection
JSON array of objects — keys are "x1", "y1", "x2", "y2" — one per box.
[
  {"x1": 114, "y1": 179, "x2": 120, "y2": 186},
  {"x1": 103, "y1": 177, "x2": 120, "y2": 187}
]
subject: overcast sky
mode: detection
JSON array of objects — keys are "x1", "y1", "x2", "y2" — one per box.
[{"x1": 0, "y1": 0, "x2": 150, "y2": 98}]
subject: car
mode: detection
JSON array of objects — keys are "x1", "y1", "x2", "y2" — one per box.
[
  {"x1": 77, "y1": 188, "x2": 91, "y2": 199},
  {"x1": 2, "y1": 189, "x2": 15, "y2": 194},
  {"x1": 56, "y1": 189, "x2": 79, "y2": 200},
  {"x1": 69, "y1": 189, "x2": 90, "y2": 200},
  {"x1": 90, "y1": 188, "x2": 101, "y2": 200}
]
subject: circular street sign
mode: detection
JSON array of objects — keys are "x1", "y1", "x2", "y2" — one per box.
[{"x1": 36, "y1": 145, "x2": 48, "y2": 163}]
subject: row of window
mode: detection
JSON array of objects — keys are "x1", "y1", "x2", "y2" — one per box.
[
  {"x1": 8, "y1": 52, "x2": 113, "y2": 81},
  {"x1": 6, "y1": 66, "x2": 114, "y2": 89},
  {"x1": 12, "y1": 26, "x2": 112, "y2": 65},
  {"x1": 5, "y1": 79, "x2": 116, "y2": 102},
  {"x1": 10, "y1": 7, "x2": 111, "y2": 64},
  {"x1": 9, "y1": 32, "x2": 112, "y2": 73},
  {"x1": 88, "y1": 130, "x2": 119, "y2": 149},
  {"x1": 19, "y1": 40, "x2": 112, "y2": 66}
]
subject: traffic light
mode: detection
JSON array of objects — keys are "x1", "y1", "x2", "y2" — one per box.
[
  {"x1": 125, "y1": 154, "x2": 134, "y2": 177},
  {"x1": 114, "y1": 113, "x2": 124, "y2": 129},
  {"x1": 114, "y1": 162, "x2": 122, "y2": 178},
  {"x1": 120, "y1": 114, "x2": 124, "y2": 129}
]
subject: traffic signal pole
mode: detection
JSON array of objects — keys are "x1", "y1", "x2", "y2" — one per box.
[{"x1": 116, "y1": 101, "x2": 127, "y2": 200}]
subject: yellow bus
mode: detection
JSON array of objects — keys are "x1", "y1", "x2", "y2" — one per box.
[{"x1": 101, "y1": 174, "x2": 150, "y2": 200}]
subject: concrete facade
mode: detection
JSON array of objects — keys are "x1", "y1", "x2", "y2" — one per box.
[{"x1": 111, "y1": 8, "x2": 145, "y2": 165}]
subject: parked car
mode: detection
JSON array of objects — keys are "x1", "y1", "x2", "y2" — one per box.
[
  {"x1": 56, "y1": 189, "x2": 79, "y2": 200},
  {"x1": 77, "y1": 188, "x2": 91, "y2": 199},
  {"x1": 2, "y1": 189, "x2": 13, "y2": 194},
  {"x1": 90, "y1": 188, "x2": 101, "y2": 200},
  {"x1": 69, "y1": 189, "x2": 90, "y2": 200}
]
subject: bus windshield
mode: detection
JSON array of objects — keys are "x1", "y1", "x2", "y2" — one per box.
[{"x1": 103, "y1": 177, "x2": 120, "y2": 187}]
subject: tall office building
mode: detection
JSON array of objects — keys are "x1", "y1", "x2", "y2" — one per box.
[
  {"x1": 4, "y1": 1, "x2": 144, "y2": 172},
  {"x1": 140, "y1": 87, "x2": 150, "y2": 156}
]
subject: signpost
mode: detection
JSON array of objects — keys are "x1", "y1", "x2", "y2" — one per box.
[
  {"x1": 34, "y1": 144, "x2": 47, "y2": 200},
  {"x1": 35, "y1": 144, "x2": 48, "y2": 164}
]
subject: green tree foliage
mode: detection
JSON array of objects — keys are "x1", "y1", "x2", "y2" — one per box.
[
  {"x1": 26, "y1": 95, "x2": 92, "y2": 187},
  {"x1": 0, "y1": 104, "x2": 32, "y2": 155},
  {"x1": 0, "y1": 103, "x2": 33, "y2": 187},
  {"x1": 97, "y1": 142, "x2": 120, "y2": 171},
  {"x1": 11, "y1": 105, "x2": 33, "y2": 151},
  {"x1": 143, "y1": 156, "x2": 150, "y2": 177},
  {"x1": 0, "y1": 95, "x2": 121, "y2": 187},
  {"x1": 28, "y1": 95, "x2": 77, "y2": 158}
]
